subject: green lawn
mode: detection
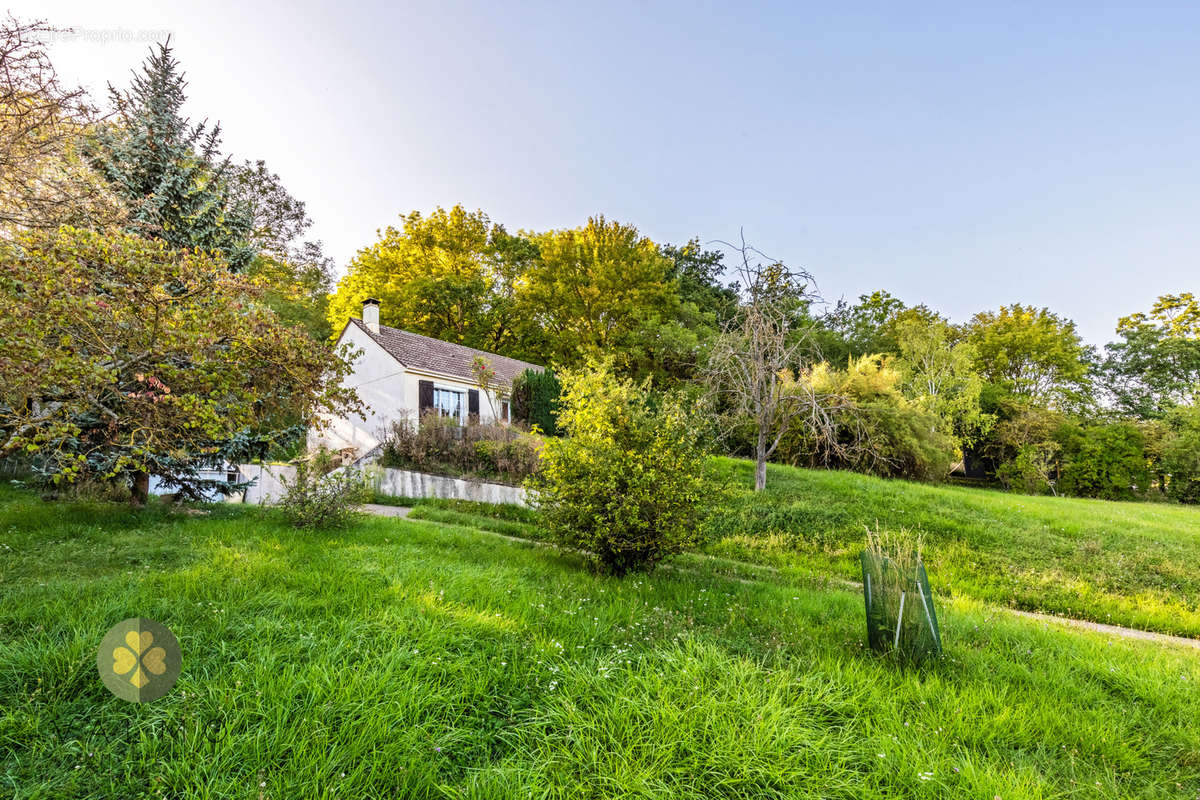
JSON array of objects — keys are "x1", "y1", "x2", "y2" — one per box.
[
  {"x1": 695, "y1": 459, "x2": 1200, "y2": 639},
  {"x1": 405, "y1": 458, "x2": 1200, "y2": 638},
  {"x1": 1, "y1": 490, "x2": 1198, "y2": 798}
]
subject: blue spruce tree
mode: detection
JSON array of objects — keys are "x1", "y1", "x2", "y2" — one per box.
[{"x1": 88, "y1": 39, "x2": 254, "y2": 271}]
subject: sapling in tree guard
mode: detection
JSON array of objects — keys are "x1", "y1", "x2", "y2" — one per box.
[{"x1": 861, "y1": 527, "x2": 942, "y2": 665}]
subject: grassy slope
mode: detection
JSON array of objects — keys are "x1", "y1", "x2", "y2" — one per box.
[
  {"x1": 1, "y1": 492, "x2": 1198, "y2": 799},
  {"x1": 700, "y1": 458, "x2": 1200, "y2": 638}
]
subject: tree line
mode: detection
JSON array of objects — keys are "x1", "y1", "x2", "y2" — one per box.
[
  {"x1": 333, "y1": 209, "x2": 1200, "y2": 501},
  {"x1": 326, "y1": 206, "x2": 738, "y2": 383}
]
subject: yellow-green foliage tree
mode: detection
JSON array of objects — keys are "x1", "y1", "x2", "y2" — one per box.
[
  {"x1": 777, "y1": 355, "x2": 957, "y2": 481},
  {"x1": 326, "y1": 206, "x2": 534, "y2": 355},
  {"x1": 891, "y1": 311, "x2": 991, "y2": 448},
  {"x1": 524, "y1": 216, "x2": 699, "y2": 378},
  {"x1": 0, "y1": 226, "x2": 359, "y2": 501},
  {"x1": 965, "y1": 304, "x2": 1092, "y2": 407},
  {"x1": 328, "y1": 209, "x2": 709, "y2": 382}
]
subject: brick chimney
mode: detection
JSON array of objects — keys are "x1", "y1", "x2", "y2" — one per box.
[{"x1": 362, "y1": 298, "x2": 380, "y2": 333}]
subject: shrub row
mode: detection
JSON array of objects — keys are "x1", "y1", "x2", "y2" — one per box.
[{"x1": 378, "y1": 413, "x2": 542, "y2": 486}]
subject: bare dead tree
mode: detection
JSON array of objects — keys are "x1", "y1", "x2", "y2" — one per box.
[
  {"x1": 0, "y1": 15, "x2": 118, "y2": 231},
  {"x1": 703, "y1": 233, "x2": 847, "y2": 491}
]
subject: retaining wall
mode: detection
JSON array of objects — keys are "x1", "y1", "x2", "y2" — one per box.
[{"x1": 235, "y1": 464, "x2": 527, "y2": 507}]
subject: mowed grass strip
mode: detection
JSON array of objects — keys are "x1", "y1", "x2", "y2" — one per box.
[
  {"x1": 0, "y1": 491, "x2": 1197, "y2": 799},
  {"x1": 697, "y1": 458, "x2": 1200, "y2": 638},
  {"x1": 397, "y1": 456, "x2": 1200, "y2": 638}
]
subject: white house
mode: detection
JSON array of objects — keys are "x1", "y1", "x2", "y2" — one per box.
[{"x1": 310, "y1": 299, "x2": 543, "y2": 458}]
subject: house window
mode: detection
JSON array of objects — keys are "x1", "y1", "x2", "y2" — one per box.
[
  {"x1": 500, "y1": 398, "x2": 510, "y2": 423},
  {"x1": 433, "y1": 388, "x2": 464, "y2": 422}
]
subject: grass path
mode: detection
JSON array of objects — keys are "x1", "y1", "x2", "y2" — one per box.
[
  {"x1": 1007, "y1": 608, "x2": 1200, "y2": 651},
  {"x1": 376, "y1": 503, "x2": 1200, "y2": 652},
  {"x1": 389, "y1": 459, "x2": 1200, "y2": 637}
]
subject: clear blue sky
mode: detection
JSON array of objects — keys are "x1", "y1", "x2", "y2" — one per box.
[{"x1": 18, "y1": 0, "x2": 1200, "y2": 345}]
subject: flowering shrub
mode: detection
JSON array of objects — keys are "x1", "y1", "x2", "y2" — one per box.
[{"x1": 378, "y1": 413, "x2": 542, "y2": 486}]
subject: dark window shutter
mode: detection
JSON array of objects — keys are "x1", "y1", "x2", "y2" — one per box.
[
  {"x1": 418, "y1": 380, "x2": 434, "y2": 416},
  {"x1": 468, "y1": 389, "x2": 480, "y2": 421}
]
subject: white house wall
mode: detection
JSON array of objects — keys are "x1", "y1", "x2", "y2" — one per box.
[
  {"x1": 311, "y1": 322, "x2": 511, "y2": 458},
  {"x1": 310, "y1": 322, "x2": 407, "y2": 456}
]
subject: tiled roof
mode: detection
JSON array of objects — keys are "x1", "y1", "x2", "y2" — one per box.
[{"x1": 349, "y1": 319, "x2": 543, "y2": 386}]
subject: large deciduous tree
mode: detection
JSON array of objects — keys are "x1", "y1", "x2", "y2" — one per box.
[
  {"x1": 1160, "y1": 404, "x2": 1200, "y2": 503},
  {"x1": 891, "y1": 311, "x2": 991, "y2": 448},
  {"x1": 229, "y1": 158, "x2": 337, "y2": 340},
  {"x1": 965, "y1": 304, "x2": 1092, "y2": 407},
  {"x1": 814, "y1": 290, "x2": 908, "y2": 366},
  {"x1": 0, "y1": 226, "x2": 358, "y2": 502},
  {"x1": 1102, "y1": 293, "x2": 1200, "y2": 419},
  {"x1": 525, "y1": 216, "x2": 699, "y2": 379},
  {"x1": 327, "y1": 205, "x2": 533, "y2": 355},
  {"x1": 659, "y1": 239, "x2": 739, "y2": 327}
]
